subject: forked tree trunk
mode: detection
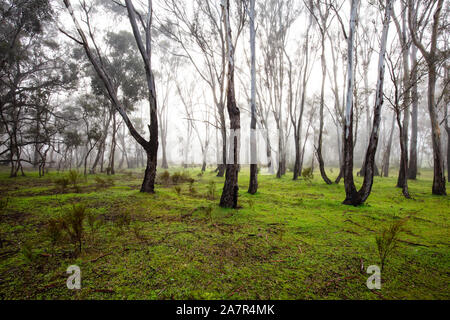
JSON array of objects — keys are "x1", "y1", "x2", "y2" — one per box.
[
  {"x1": 343, "y1": 0, "x2": 362, "y2": 205},
  {"x1": 63, "y1": 0, "x2": 159, "y2": 193},
  {"x1": 344, "y1": 0, "x2": 391, "y2": 205}
]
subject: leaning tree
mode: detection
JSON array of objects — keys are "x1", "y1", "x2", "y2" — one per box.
[{"x1": 62, "y1": 0, "x2": 159, "y2": 193}]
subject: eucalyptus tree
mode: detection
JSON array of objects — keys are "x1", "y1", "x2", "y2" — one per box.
[
  {"x1": 385, "y1": 50, "x2": 411, "y2": 198},
  {"x1": 304, "y1": 0, "x2": 336, "y2": 184},
  {"x1": 391, "y1": 1, "x2": 412, "y2": 188},
  {"x1": 247, "y1": 0, "x2": 258, "y2": 193},
  {"x1": 289, "y1": 2, "x2": 316, "y2": 180},
  {"x1": 343, "y1": 0, "x2": 393, "y2": 206},
  {"x1": 76, "y1": 94, "x2": 103, "y2": 176},
  {"x1": 161, "y1": 0, "x2": 246, "y2": 177},
  {"x1": 258, "y1": 0, "x2": 298, "y2": 178},
  {"x1": 1, "y1": 0, "x2": 75, "y2": 177},
  {"x1": 62, "y1": 0, "x2": 160, "y2": 193},
  {"x1": 356, "y1": 2, "x2": 381, "y2": 177},
  {"x1": 219, "y1": 0, "x2": 244, "y2": 209},
  {"x1": 408, "y1": 0, "x2": 447, "y2": 195}
]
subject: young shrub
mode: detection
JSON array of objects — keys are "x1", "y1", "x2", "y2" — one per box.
[
  {"x1": 301, "y1": 167, "x2": 314, "y2": 183},
  {"x1": 157, "y1": 170, "x2": 171, "y2": 185},
  {"x1": 206, "y1": 180, "x2": 216, "y2": 200},
  {"x1": 86, "y1": 211, "x2": 102, "y2": 236},
  {"x1": 62, "y1": 204, "x2": 87, "y2": 253},
  {"x1": 375, "y1": 217, "x2": 408, "y2": 271},
  {"x1": 132, "y1": 223, "x2": 146, "y2": 241},
  {"x1": 174, "y1": 185, "x2": 182, "y2": 196},
  {"x1": 204, "y1": 205, "x2": 214, "y2": 224},
  {"x1": 171, "y1": 171, "x2": 182, "y2": 184},
  {"x1": 94, "y1": 176, "x2": 107, "y2": 189},
  {"x1": 171, "y1": 171, "x2": 191, "y2": 184},
  {"x1": 247, "y1": 198, "x2": 255, "y2": 211},
  {"x1": 181, "y1": 171, "x2": 192, "y2": 182},
  {"x1": 68, "y1": 170, "x2": 82, "y2": 192},
  {"x1": 114, "y1": 210, "x2": 131, "y2": 234},
  {"x1": 54, "y1": 176, "x2": 70, "y2": 192},
  {"x1": 45, "y1": 218, "x2": 64, "y2": 247},
  {"x1": 188, "y1": 180, "x2": 197, "y2": 195},
  {"x1": 20, "y1": 241, "x2": 38, "y2": 264},
  {"x1": 0, "y1": 197, "x2": 9, "y2": 212},
  {"x1": 106, "y1": 176, "x2": 115, "y2": 187}
]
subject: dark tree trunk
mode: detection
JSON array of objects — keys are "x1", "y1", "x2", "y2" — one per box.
[
  {"x1": 395, "y1": 109, "x2": 411, "y2": 198},
  {"x1": 248, "y1": 164, "x2": 258, "y2": 193},
  {"x1": 201, "y1": 161, "x2": 206, "y2": 172},
  {"x1": 343, "y1": 0, "x2": 362, "y2": 205},
  {"x1": 220, "y1": 0, "x2": 240, "y2": 208},
  {"x1": 293, "y1": 135, "x2": 301, "y2": 180},
  {"x1": 91, "y1": 140, "x2": 104, "y2": 174},
  {"x1": 343, "y1": 0, "x2": 391, "y2": 205},
  {"x1": 396, "y1": 118, "x2": 408, "y2": 188},
  {"x1": 343, "y1": 107, "x2": 361, "y2": 205}
]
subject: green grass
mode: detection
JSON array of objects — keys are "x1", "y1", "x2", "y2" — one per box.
[{"x1": 0, "y1": 166, "x2": 448, "y2": 299}]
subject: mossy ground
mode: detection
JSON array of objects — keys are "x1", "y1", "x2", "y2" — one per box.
[{"x1": 0, "y1": 166, "x2": 448, "y2": 299}]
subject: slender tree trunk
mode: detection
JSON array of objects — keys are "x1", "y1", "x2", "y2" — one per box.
[
  {"x1": 293, "y1": 133, "x2": 301, "y2": 180},
  {"x1": 248, "y1": 0, "x2": 258, "y2": 194},
  {"x1": 395, "y1": 109, "x2": 411, "y2": 198},
  {"x1": 427, "y1": 67, "x2": 446, "y2": 195},
  {"x1": 109, "y1": 113, "x2": 117, "y2": 175},
  {"x1": 161, "y1": 136, "x2": 168, "y2": 169},
  {"x1": 316, "y1": 36, "x2": 332, "y2": 184},
  {"x1": 408, "y1": 0, "x2": 446, "y2": 195},
  {"x1": 408, "y1": 45, "x2": 418, "y2": 179},
  {"x1": 357, "y1": 0, "x2": 392, "y2": 203},
  {"x1": 382, "y1": 113, "x2": 396, "y2": 177},
  {"x1": 447, "y1": 126, "x2": 450, "y2": 182},
  {"x1": 220, "y1": 0, "x2": 240, "y2": 208},
  {"x1": 343, "y1": 0, "x2": 362, "y2": 205},
  {"x1": 217, "y1": 117, "x2": 226, "y2": 177}
]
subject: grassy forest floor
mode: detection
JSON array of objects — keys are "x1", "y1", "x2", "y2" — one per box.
[{"x1": 0, "y1": 166, "x2": 448, "y2": 300}]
